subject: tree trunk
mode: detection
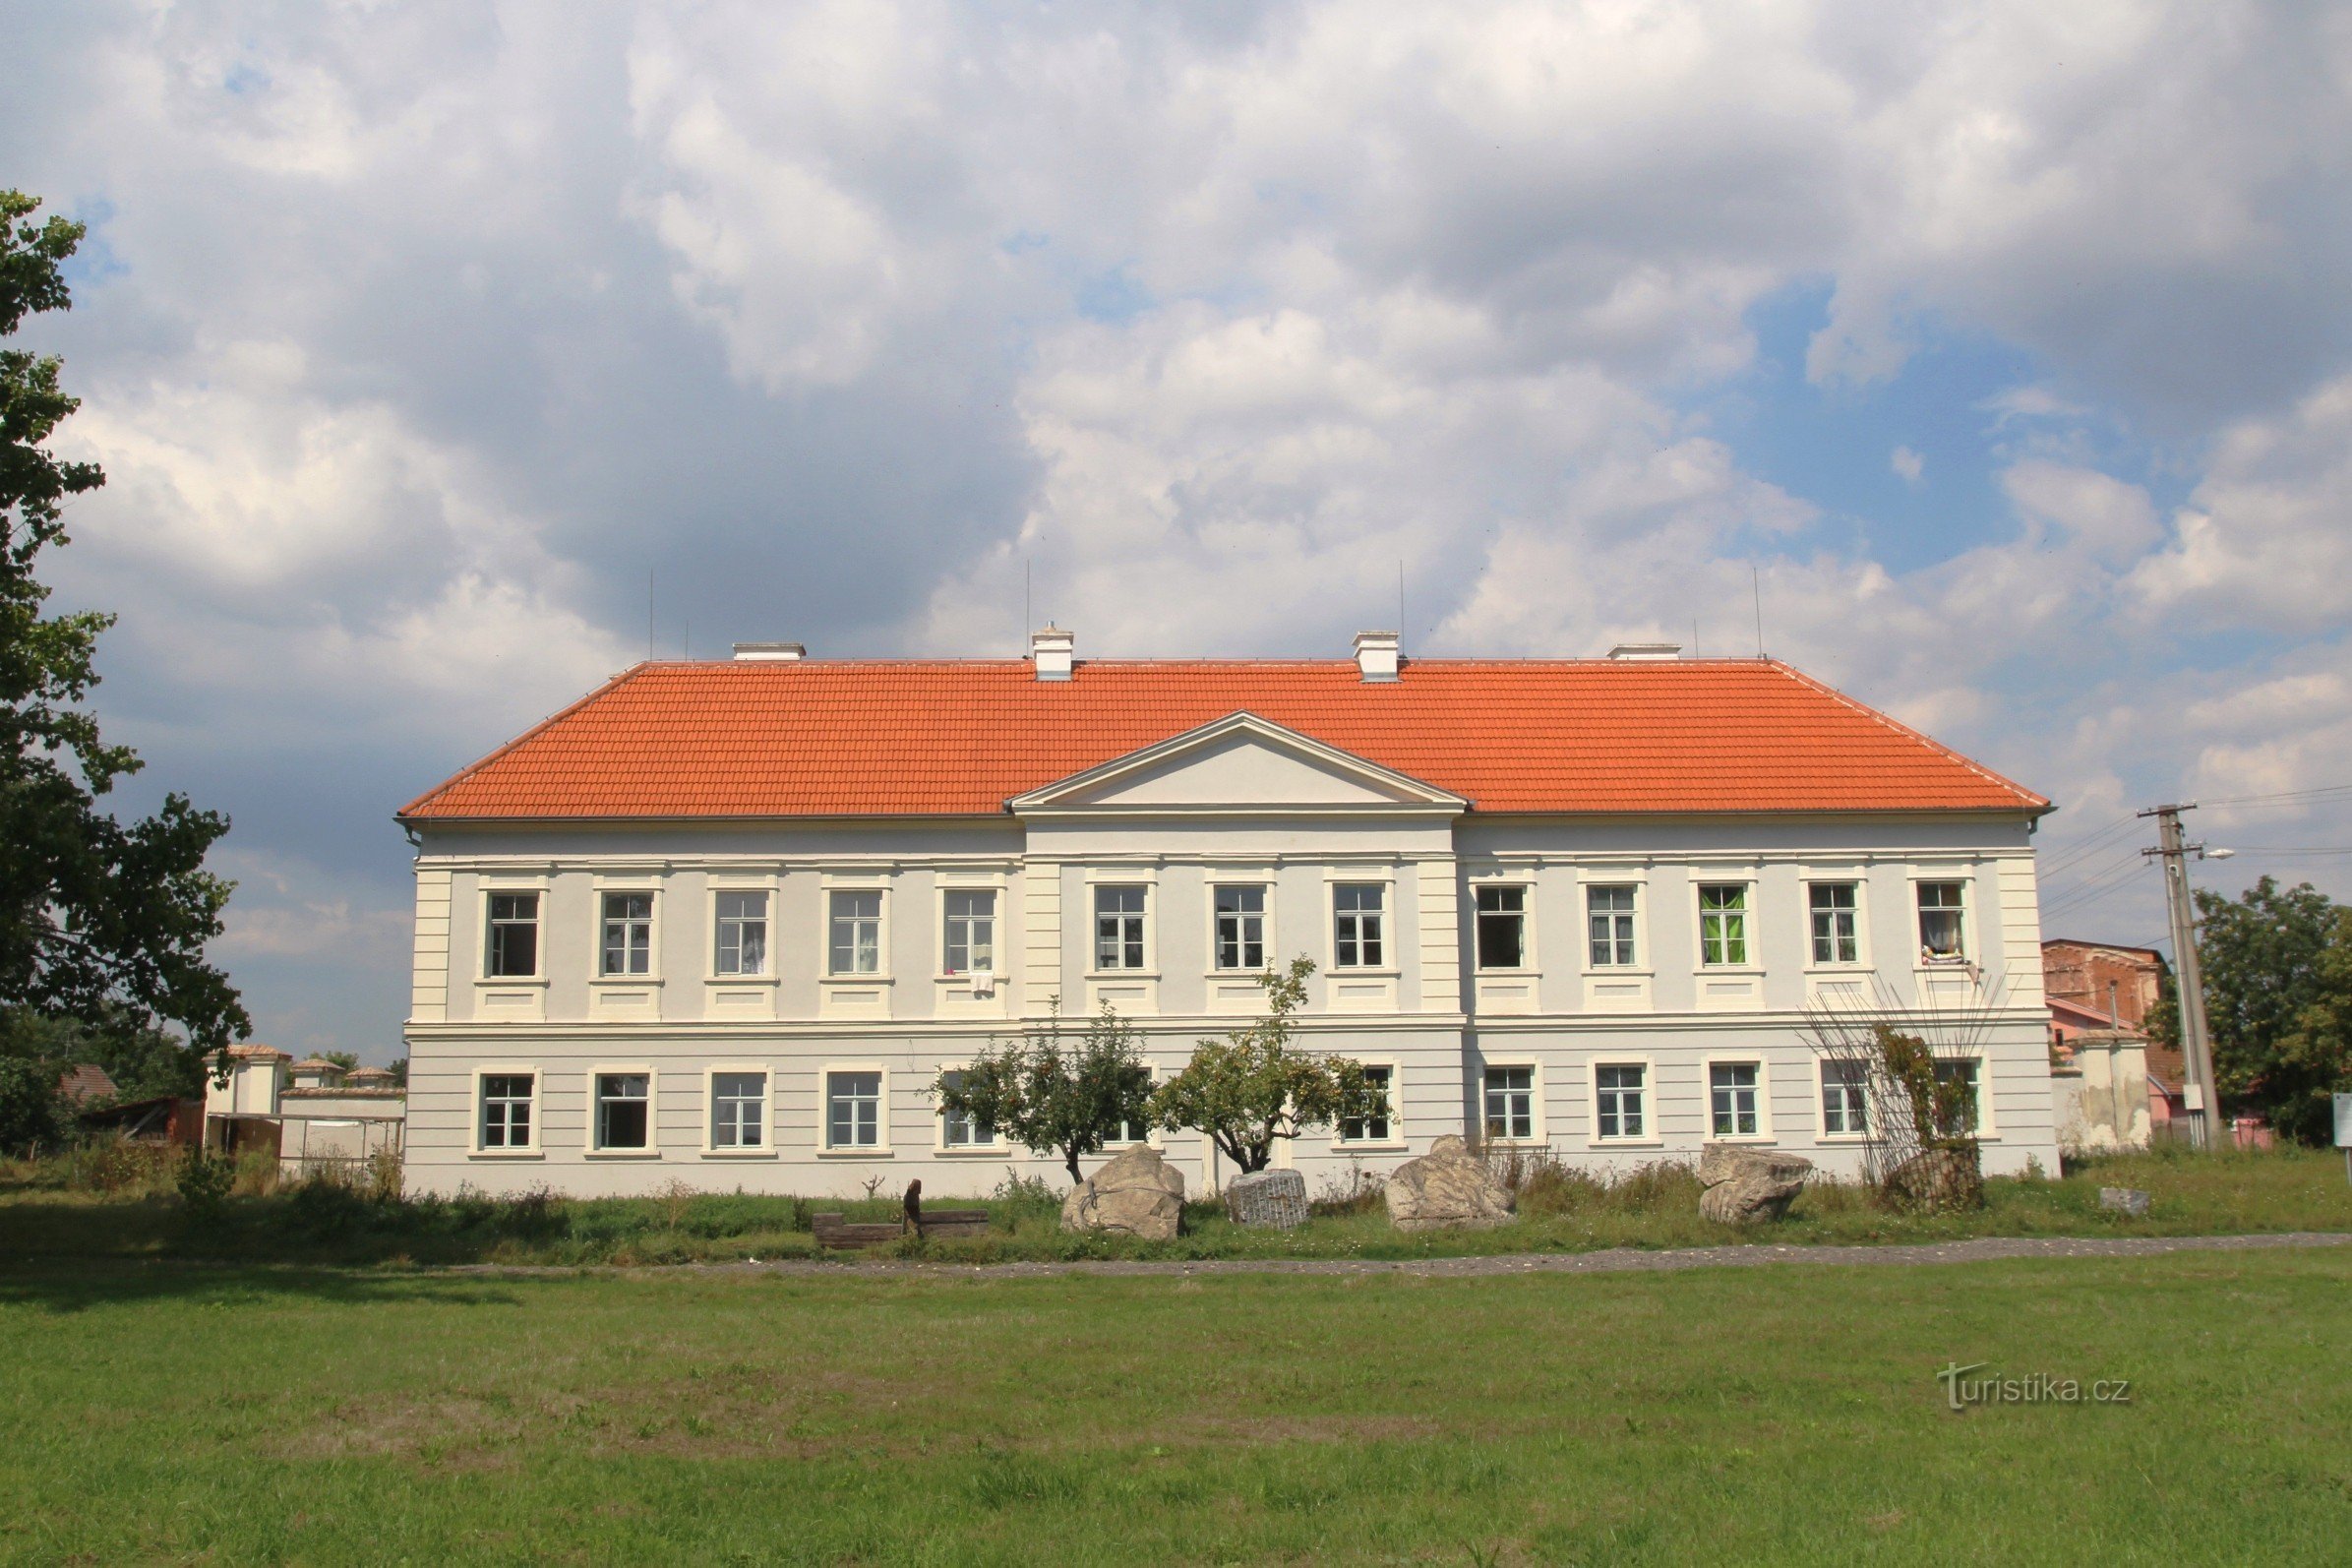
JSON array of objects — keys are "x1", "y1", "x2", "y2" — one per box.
[{"x1": 1063, "y1": 1146, "x2": 1083, "y2": 1183}]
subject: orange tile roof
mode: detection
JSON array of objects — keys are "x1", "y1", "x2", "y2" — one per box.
[{"x1": 398, "y1": 658, "x2": 2047, "y2": 820}]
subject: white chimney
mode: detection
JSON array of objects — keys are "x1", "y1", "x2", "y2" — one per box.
[
  {"x1": 1353, "y1": 630, "x2": 1400, "y2": 683},
  {"x1": 1606, "y1": 641, "x2": 1682, "y2": 661},
  {"x1": 733, "y1": 642, "x2": 806, "y2": 662},
  {"x1": 1031, "y1": 625, "x2": 1074, "y2": 681}
]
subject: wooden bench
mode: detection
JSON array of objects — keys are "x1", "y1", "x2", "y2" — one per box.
[{"x1": 812, "y1": 1210, "x2": 992, "y2": 1250}]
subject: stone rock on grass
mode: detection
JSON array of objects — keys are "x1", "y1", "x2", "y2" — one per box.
[
  {"x1": 1384, "y1": 1135, "x2": 1515, "y2": 1232},
  {"x1": 1060, "y1": 1144, "x2": 1185, "y2": 1239},
  {"x1": 1885, "y1": 1146, "x2": 1985, "y2": 1213},
  {"x1": 1696, "y1": 1143, "x2": 1814, "y2": 1225},
  {"x1": 2098, "y1": 1186, "x2": 2151, "y2": 1217},
  {"x1": 1225, "y1": 1168, "x2": 1309, "y2": 1230}
]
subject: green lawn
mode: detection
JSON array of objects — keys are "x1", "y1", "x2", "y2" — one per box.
[
  {"x1": 3, "y1": 1143, "x2": 2348, "y2": 1269},
  {"x1": 1, "y1": 1248, "x2": 2347, "y2": 1563}
]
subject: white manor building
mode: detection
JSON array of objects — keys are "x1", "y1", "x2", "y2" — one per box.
[{"x1": 396, "y1": 630, "x2": 2059, "y2": 1198}]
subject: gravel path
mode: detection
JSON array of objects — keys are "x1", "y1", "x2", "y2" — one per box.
[{"x1": 531, "y1": 1230, "x2": 2352, "y2": 1283}]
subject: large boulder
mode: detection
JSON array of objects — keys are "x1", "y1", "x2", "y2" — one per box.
[
  {"x1": 1384, "y1": 1135, "x2": 1516, "y2": 1232},
  {"x1": 1225, "y1": 1168, "x2": 1309, "y2": 1230},
  {"x1": 1060, "y1": 1144, "x2": 1185, "y2": 1239},
  {"x1": 1885, "y1": 1146, "x2": 1984, "y2": 1213},
  {"x1": 1696, "y1": 1143, "x2": 1814, "y2": 1225}
]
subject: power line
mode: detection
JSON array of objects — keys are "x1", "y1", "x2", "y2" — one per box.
[
  {"x1": 2038, "y1": 815, "x2": 2143, "y2": 877},
  {"x1": 2200, "y1": 782, "x2": 2352, "y2": 808}
]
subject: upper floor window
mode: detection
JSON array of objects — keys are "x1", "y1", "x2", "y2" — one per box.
[
  {"x1": 1917, "y1": 881, "x2": 1966, "y2": 962},
  {"x1": 485, "y1": 892, "x2": 540, "y2": 978},
  {"x1": 1095, "y1": 884, "x2": 1148, "y2": 971},
  {"x1": 943, "y1": 889, "x2": 996, "y2": 976},
  {"x1": 714, "y1": 891, "x2": 768, "y2": 976},
  {"x1": 601, "y1": 892, "x2": 653, "y2": 976},
  {"x1": 1698, "y1": 884, "x2": 1750, "y2": 967},
  {"x1": 1214, "y1": 884, "x2": 1266, "y2": 971},
  {"x1": 1588, "y1": 885, "x2": 1638, "y2": 967},
  {"x1": 1475, "y1": 885, "x2": 1527, "y2": 970},
  {"x1": 1809, "y1": 882, "x2": 1859, "y2": 965},
  {"x1": 478, "y1": 1072, "x2": 533, "y2": 1148},
  {"x1": 1333, "y1": 882, "x2": 1386, "y2": 969},
  {"x1": 1340, "y1": 1064, "x2": 1395, "y2": 1144},
  {"x1": 828, "y1": 890, "x2": 882, "y2": 975}
]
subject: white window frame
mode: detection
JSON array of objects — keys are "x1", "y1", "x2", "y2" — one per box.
[
  {"x1": 1333, "y1": 1060, "x2": 1405, "y2": 1151},
  {"x1": 824, "y1": 886, "x2": 889, "y2": 979},
  {"x1": 819, "y1": 1062, "x2": 891, "y2": 1155},
  {"x1": 1327, "y1": 872, "x2": 1398, "y2": 975},
  {"x1": 709, "y1": 887, "x2": 774, "y2": 980},
  {"x1": 1931, "y1": 1054, "x2": 1996, "y2": 1137},
  {"x1": 1089, "y1": 880, "x2": 1154, "y2": 975},
  {"x1": 1802, "y1": 878, "x2": 1868, "y2": 970},
  {"x1": 1208, "y1": 880, "x2": 1273, "y2": 974},
  {"x1": 1912, "y1": 874, "x2": 1973, "y2": 966},
  {"x1": 585, "y1": 1063, "x2": 659, "y2": 1158},
  {"x1": 481, "y1": 887, "x2": 546, "y2": 981},
  {"x1": 595, "y1": 887, "x2": 659, "y2": 980},
  {"x1": 935, "y1": 1065, "x2": 1004, "y2": 1154},
  {"x1": 1587, "y1": 1056, "x2": 1659, "y2": 1147},
  {"x1": 701, "y1": 1063, "x2": 774, "y2": 1158},
  {"x1": 937, "y1": 885, "x2": 1001, "y2": 979},
  {"x1": 1694, "y1": 879, "x2": 1759, "y2": 971},
  {"x1": 1479, "y1": 1061, "x2": 1541, "y2": 1145},
  {"x1": 1703, "y1": 1056, "x2": 1774, "y2": 1143},
  {"x1": 1471, "y1": 880, "x2": 1536, "y2": 974},
  {"x1": 469, "y1": 1064, "x2": 542, "y2": 1157},
  {"x1": 1815, "y1": 1057, "x2": 1872, "y2": 1142}
]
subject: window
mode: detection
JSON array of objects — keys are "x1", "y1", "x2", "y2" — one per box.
[
  {"x1": 943, "y1": 889, "x2": 996, "y2": 976},
  {"x1": 1475, "y1": 885, "x2": 1527, "y2": 970},
  {"x1": 1596, "y1": 1064, "x2": 1647, "y2": 1140},
  {"x1": 479, "y1": 1073, "x2": 533, "y2": 1149},
  {"x1": 1809, "y1": 882, "x2": 1859, "y2": 965},
  {"x1": 594, "y1": 1072, "x2": 650, "y2": 1151},
  {"x1": 1822, "y1": 1061, "x2": 1869, "y2": 1136},
  {"x1": 828, "y1": 890, "x2": 882, "y2": 975},
  {"x1": 938, "y1": 1069, "x2": 995, "y2": 1148},
  {"x1": 1094, "y1": 884, "x2": 1147, "y2": 970},
  {"x1": 1340, "y1": 1064, "x2": 1395, "y2": 1144},
  {"x1": 486, "y1": 892, "x2": 540, "y2": 978},
  {"x1": 1710, "y1": 1062, "x2": 1761, "y2": 1137},
  {"x1": 1699, "y1": 884, "x2": 1750, "y2": 966},
  {"x1": 710, "y1": 1071, "x2": 765, "y2": 1149},
  {"x1": 1588, "y1": 885, "x2": 1638, "y2": 967},
  {"x1": 1483, "y1": 1065, "x2": 1534, "y2": 1141},
  {"x1": 826, "y1": 1070, "x2": 882, "y2": 1148},
  {"x1": 1918, "y1": 881, "x2": 1966, "y2": 962},
  {"x1": 600, "y1": 892, "x2": 653, "y2": 976},
  {"x1": 714, "y1": 892, "x2": 768, "y2": 976},
  {"x1": 1932, "y1": 1058, "x2": 1983, "y2": 1135},
  {"x1": 1214, "y1": 884, "x2": 1266, "y2": 971},
  {"x1": 1333, "y1": 883, "x2": 1386, "y2": 969}
]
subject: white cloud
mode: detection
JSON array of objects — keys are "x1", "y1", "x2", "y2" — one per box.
[{"x1": 1891, "y1": 446, "x2": 1924, "y2": 485}]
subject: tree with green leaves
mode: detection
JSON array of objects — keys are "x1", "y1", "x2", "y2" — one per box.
[
  {"x1": 2184, "y1": 876, "x2": 2351, "y2": 1143},
  {"x1": 0, "y1": 191, "x2": 248, "y2": 1072},
  {"x1": 933, "y1": 996, "x2": 1155, "y2": 1183},
  {"x1": 1151, "y1": 957, "x2": 1382, "y2": 1175}
]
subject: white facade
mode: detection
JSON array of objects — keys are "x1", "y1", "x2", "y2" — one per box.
[{"x1": 401, "y1": 710, "x2": 2058, "y2": 1197}]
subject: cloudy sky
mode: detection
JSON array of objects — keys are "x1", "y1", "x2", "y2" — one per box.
[{"x1": 8, "y1": 0, "x2": 2350, "y2": 1059}]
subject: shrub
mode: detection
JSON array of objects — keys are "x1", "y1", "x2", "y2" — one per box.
[
  {"x1": 991, "y1": 1168, "x2": 1063, "y2": 1223},
  {"x1": 176, "y1": 1145, "x2": 231, "y2": 1221}
]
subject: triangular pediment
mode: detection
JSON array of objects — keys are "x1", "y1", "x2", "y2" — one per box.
[{"x1": 1009, "y1": 713, "x2": 1466, "y2": 814}]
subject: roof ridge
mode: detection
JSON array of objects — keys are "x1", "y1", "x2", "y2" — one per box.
[{"x1": 1765, "y1": 660, "x2": 2050, "y2": 813}]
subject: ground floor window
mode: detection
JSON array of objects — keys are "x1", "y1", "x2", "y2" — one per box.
[
  {"x1": 710, "y1": 1071, "x2": 765, "y2": 1149},
  {"x1": 479, "y1": 1073, "x2": 533, "y2": 1149},
  {"x1": 595, "y1": 1072, "x2": 650, "y2": 1150},
  {"x1": 1710, "y1": 1062, "x2": 1761, "y2": 1138},
  {"x1": 1340, "y1": 1065, "x2": 1395, "y2": 1143},
  {"x1": 1483, "y1": 1066, "x2": 1535, "y2": 1141},
  {"x1": 938, "y1": 1069, "x2": 996, "y2": 1149},
  {"x1": 1595, "y1": 1063, "x2": 1647, "y2": 1140},
  {"x1": 827, "y1": 1070, "x2": 882, "y2": 1149},
  {"x1": 1932, "y1": 1057, "x2": 1983, "y2": 1135},
  {"x1": 1821, "y1": 1061, "x2": 1869, "y2": 1135}
]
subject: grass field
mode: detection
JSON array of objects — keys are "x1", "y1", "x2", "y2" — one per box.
[
  {"x1": 2, "y1": 1246, "x2": 2348, "y2": 1564},
  {"x1": 3, "y1": 1143, "x2": 2349, "y2": 1270}
]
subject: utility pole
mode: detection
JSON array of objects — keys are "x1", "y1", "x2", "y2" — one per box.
[{"x1": 2142, "y1": 803, "x2": 2222, "y2": 1151}]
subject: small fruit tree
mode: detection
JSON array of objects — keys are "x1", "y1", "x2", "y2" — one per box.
[
  {"x1": 1152, "y1": 957, "x2": 1384, "y2": 1175},
  {"x1": 933, "y1": 997, "x2": 1154, "y2": 1184}
]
